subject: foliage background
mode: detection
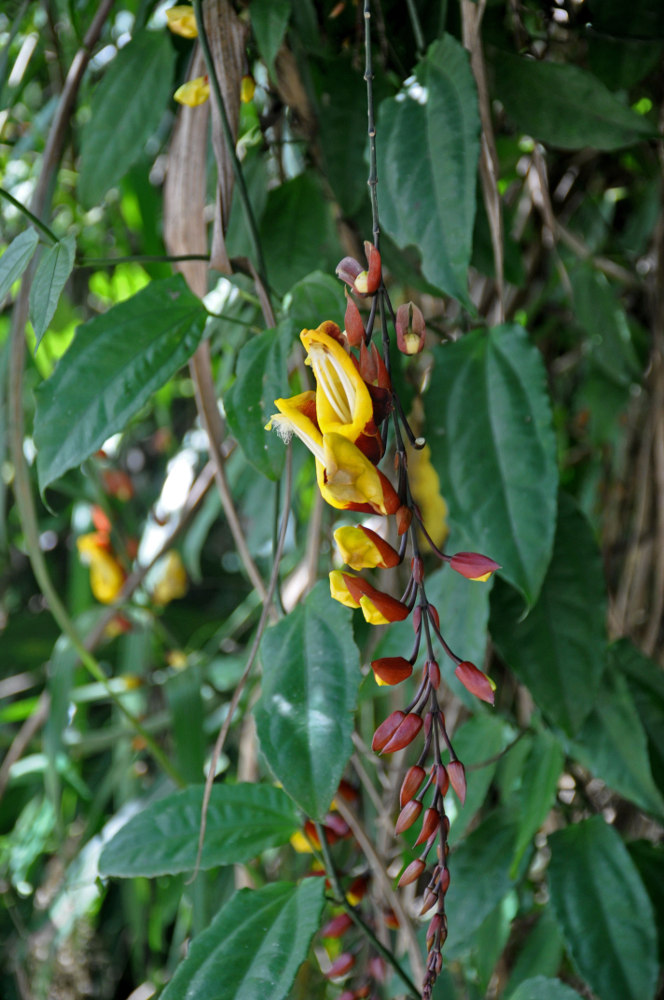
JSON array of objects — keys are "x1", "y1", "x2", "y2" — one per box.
[{"x1": 1, "y1": 1, "x2": 663, "y2": 999}]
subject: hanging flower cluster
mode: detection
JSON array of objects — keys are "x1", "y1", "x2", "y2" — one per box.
[{"x1": 268, "y1": 243, "x2": 500, "y2": 997}]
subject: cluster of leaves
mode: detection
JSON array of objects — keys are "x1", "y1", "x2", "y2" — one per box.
[{"x1": 1, "y1": 1, "x2": 664, "y2": 1000}]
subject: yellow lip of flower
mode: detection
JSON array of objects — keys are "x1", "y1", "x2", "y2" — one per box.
[
  {"x1": 333, "y1": 524, "x2": 399, "y2": 570},
  {"x1": 406, "y1": 439, "x2": 448, "y2": 548},
  {"x1": 173, "y1": 76, "x2": 210, "y2": 107},
  {"x1": 166, "y1": 5, "x2": 198, "y2": 38},
  {"x1": 77, "y1": 533, "x2": 125, "y2": 604},
  {"x1": 316, "y1": 433, "x2": 389, "y2": 513},
  {"x1": 152, "y1": 550, "x2": 188, "y2": 605},
  {"x1": 267, "y1": 391, "x2": 326, "y2": 463},
  {"x1": 329, "y1": 569, "x2": 362, "y2": 609},
  {"x1": 301, "y1": 326, "x2": 374, "y2": 443}
]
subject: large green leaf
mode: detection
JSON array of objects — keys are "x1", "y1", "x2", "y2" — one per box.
[
  {"x1": 511, "y1": 731, "x2": 564, "y2": 873},
  {"x1": 316, "y1": 56, "x2": 372, "y2": 216},
  {"x1": 284, "y1": 271, "x2": 346, "y2": 331},
  {"x1": 225, "y1": 322, "x2": 294, "y2": 480},
  {"x1": 425, "y1": 324, "x2": 558, "y2": 604},
  {"x1": 628, "y1": 841, "x2": 664, "y2": 964},
  {"x1": 617, "y1": 639, "x2": 664, "y2": 792},
  {"x1": 34, "y1": 275, "x2": 208, "y2": 493},
  {"x1": 259, "y1": 173, "x2": 339, "y2": 296},
  {"x1": 568, "y1": 667, "x2": 664, "y2": 817},
  {"x1": 377, "y1": 34, "x2": 480, "y2": 303},
  {"x1": 78, "y1": 30, "x2": 175, "y2": 207},
  {"x1": 548, "y1": 817, "x2": 658, "y2": 1000},
  {"x1": 250, "y1": 0, "x2": 290, "y2": 78},
  {"x1": 446, "y1": 811, "x2": 517, "y2": 957},
  {"x1": 504, "y1": 911, "x2": 565, "y2": 997},
  {"x1": 254, "y1": 581, "x2": 361, "y2": 820},
  {"x1": 0, "y1": 228, "x2": 39, "y2": 302},
  {"x1": 492, "y1": 52, "x2": 656, "y2": 150},
  {"x1": 570, "y1": 265, "x2": 641, "y2": 386},
  {"x1": 29, "y1": 235, "x2": 76, "y2": 347},
  {"x1": 509, "y1": 978, "x2": 583, "y2": 1000},
  {"x1": 490, "y1": 494, "x2": 606, "y2": 735},
  {"x1": 161, "y1": 880, "x2": 325, "y2": 1000},
  {"x1": 99, "y1": 784, "x2": 299, "y2": 877}
]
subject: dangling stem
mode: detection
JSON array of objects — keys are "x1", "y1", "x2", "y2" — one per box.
[{"x1": 364, "y1": 0, "x2": 380, "y2": 251}]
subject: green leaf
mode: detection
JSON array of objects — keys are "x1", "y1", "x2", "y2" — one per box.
[
  {"x1": 548, "y1": 816, "x2": 658, "y2": 1000},
  {"x1": 0, "y1": 228, "x2": 39, "y2": 302},
  {"x1": 448, "y1": 714, "x2": 508, "y2": 845},
  {"x1": 426, "y1": 324, "x2": 558, "y2": 604},
  {"x1": 259, "y1": 173, "x2": 339, "y2": 296},
  {"x1": 511, "y1": 731, "x2": 564, "y2": 873},
  {"x1": 250, "y1": 0, "x2": 290, "y2": 78},
  {"x1": 492, "y1": 52, "x2": 656, "y2": 151},
  {"x1": 616, "y1": 639, "x2": 664, "y2": 793},
  {"x1": 628, "y1": 841, "x2": 664, "y2": 964},
  {"x1": 570, "y1": 265, "x2": 641, "y2": 386},
  {"x1": 254, "y1": 581, "x2": 361, "y2": 820},
  {"x1": 284, "y1": 271, "x2": 346, "y2": 331},
  {"x1": 378, "y1": 35, "x2": 480, "y2": 303},
  {"x1": 504, "y1": 910, "x2": 565, "y2": 997},
  {"x1": 78, "y1": 30, "x2": 175, "y2": 207},
  {"x1": 161, "y1": 879, "x2": 325, "y2": 1000},
  {"x1": 225, "y1": 321, "x2": 294, "y2": 480},
  {"x1": 509, "y1": 977, "x2": 583, "y2": 1000},
  {"x1": 445, "y1": 811, "x2": 517, "y2": 957},
  {"x1": 99, "y1": 784, "x2": 299, "y2": 877},
  {"x1": 29, "y1": 235, "x2": 76, "y2": 348},
  {"x1": 315, "y1": 56, "x2": 371, "y2": 216},
  {"x1": 490, "y1": 494, "x2": 607, "y2": 735},
  {"x1": 34, "y1": 275, "x2": 208, "y2": 493},
  {"x1": 568, "y1": 660, "x2": 664, "y2": 816}
]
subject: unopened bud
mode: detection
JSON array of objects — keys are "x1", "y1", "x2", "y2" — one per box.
[
  {"x1": 326, "y1": 952, "x2": 355, "y2": 979},
  {"x1": 427, "y1": 659, "x2": 441, "y2": 689},
  {"x1": 344, "y1": 292, "x2": 365, "y2": 347},
  {"x1": 415, "y1": 807, "x2": 439, "y2": 846},
  {"x1": 396, "y1": 799, "x2": 423, "y2": 835},
  {"x1": 372, "y1": 710, "x2": 405, "y2": 752},
  {"x1": 396, "y1": 302, "x2": 426, "y2": 355},
  {"x1": 321, "y1": 912, "x2": 353, "y2": 938},
  {"x1": 398, "y1": 858, "x2": 426, "y2": 887},
  {"x1": 400, "y1": 764, "x2": 426, "y2": 807},
  {"x1": 381, "y1": 712, "x2": 423, "y2": 753},
  {"x1": 448, "y1": 760, "x2": 467, "y2": 804}
]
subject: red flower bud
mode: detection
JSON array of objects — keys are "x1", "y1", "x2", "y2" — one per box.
[
  {"x1": 426, "y1": 913, "x2": 443, "y2": 950},
  {"x1": 381, "y1": 712, "x2": 423, "y2": 753},
  {"x1": 398, "y1": 858, "x2": 426, "y2": 887},
  {"x1": 440, "y1": 867, "x2": 450, "y2": 894},
  {"x1": 455, "y1": 660, "x2": 496, "y2": 705},
  {"x1": 326, "y1": 952, "x2": 355, "y2": 979},
  {"x1": 420, "y1": 888, "x2": 437, "y2": 915},
  {"x1": 372, "y1": 656, "x2": 413, "y2": 686},
  {"x1": 372, "y1": 710, "x2": 405, "y2": 752},
  {"x1": 427, "y1": 659, "x2": 441, "y2": 689},
  {"x1": 447, "y1": 760, "x2": 467, "y2": 804},
  {"x1": 324, "y1": 813, "x2": 352, "y2": 839},
  {"x1": 395, "y1": 799, "x2": 423, "y2": 835},
  {"x1": 344, "y1": 292, "x2": 365, "y2": 347},
  {"x1": 396, "y1": 301, "x2": 426, "y2": 355},
  {"x1": 400, "y1": 764, "x2": 426, "y2": 807},
  {"x1": 412, "y1": 606, "x2": 422, "y2": 633},
  {"x1": 415, "y1": 807, "x2": 439, "y2": 846},
  {"x1": 449, "y1": 551, "x2": 501, "y2": 581},
  {"x1": 321, "y1": 912, "x2": 353, "y2": 938},
  {"x1": 383, "y1": 908, "x2": 400, "y2": 929},
  {"x1": 396, "y1": 504, "x2": 412, "y2": 535},
  {"x1": 363, "y1": 240, "x2": 382, "y2": 294},
  {"x1": 411, "y1": 555, "x2": 424, "y2": 582},
  {"x1": 427, "y1": 604, "x2": 440, "y2": 631},
  {"x1": 435, "y1": 764, "x2": 449, "y2": 796}
]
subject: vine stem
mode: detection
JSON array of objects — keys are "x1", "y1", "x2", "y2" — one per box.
[
  {"x1": 314, "y1": 821, "x2": 421, "y2": 998},
  {"x1": 364, "y1": 0, "x2": 380, "y2": 251},
  {"x1": 0, "y1": 187, "x2": 58, "y2": 243},
  {"x1": 192, "y1": 0, "x2": 269, "y2": 293},
  {"x1": 6, "y1": 0, "x2": 183, "y2": 787},
  {"x1": 189, "y1": 445, "x2": 293, "y2": 882}
]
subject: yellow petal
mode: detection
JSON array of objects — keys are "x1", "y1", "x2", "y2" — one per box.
[
  {"x1": 317, "y1": 433, "x2": 388, "y2": 512},
  {"x1": 166, "y1": 6, "x2": 198, "y2": 38},
  {"x1": 241, "y1": 75, "x2": 255, "y2": 103},
  {"x1": 406, "y1": 440, "x2": 448, "y2": 548},
  {"x1": 301, "y1": 325, "x2": 374, "y2": 442},
  {"x1": 334, "y1": 525, "x2": 383, "y2": 570},
  {"x1": 359, "y1": 594, "x2": 390, "y2": 626},
  {"x1": 152, "y1": 551, "x2": 188, "y2": 605},
  {"x1": 329, "y1": 570, "x2": 361, "y2": 609},
  {"x1": 174, "y1": 76, "x2": 210, "y2": 107}
]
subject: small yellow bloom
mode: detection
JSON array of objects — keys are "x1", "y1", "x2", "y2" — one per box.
[
  {"x1": 77, "y1": 533, "x2": 125, "y2": 604},
  {"x1": 241, "y1": 75, "x2": 255, "y2": 103},
  {"x1": 166, "y1": 5, "x2": 198, "y2": 39},
  {"x1": 316, "y1": 433, "x2": 391, "y2": 513},
  {"x1": 333, "y1": 524, "x2": 399, "y2": 570},
  {"x1": 329, "y1": 570, "x2": 361, "y2": 609},
  {"x1": 174, "y1": 76, "x2": 210, "y2": 107},
  {"x1": 406, "y1": 440, "x2": 448, "y2": 548},
  {"x1": 290, "y1": 830, "x2": 316, "y2": 853},
  {"x1": 152, "y1": 551, "x2": 188, "y2": 605}
]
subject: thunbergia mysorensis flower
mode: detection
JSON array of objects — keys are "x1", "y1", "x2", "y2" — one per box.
[{"x1": 268, "y1": 243, "x2": 501, "y2": 999}]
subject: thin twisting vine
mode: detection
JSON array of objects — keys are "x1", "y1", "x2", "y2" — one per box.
[{"x1": 267, "y1": 4, "x2": 500, "y2": 994}]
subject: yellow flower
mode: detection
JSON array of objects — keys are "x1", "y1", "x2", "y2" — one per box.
[
  {"x1": 166, "y1": 5, "x2": 198, "y2": 39},
  {"x1": 406, "y1": 440, "x2": 448, "y2": 548},
  {"x1": 174, "y1": 76, "x2": 210, "y2": 107},
  {"x1": 266, "y1": 391, "x2": 323, "y2": 460},
  {"x1": 301, "y1": 325, "x2": 375, "y2": 443},
  {"x1": 333, "y1": 525, "x2": 399, "y2": 570},
  {"x1": 316, "y1": 433, "x2": 398, "y2": 515},
  {"x1": 329, "y1": 570, "x2": 362, "y2": 609},
  {"x1": 77, "y1": 533, "x2": 125, "y2": 604},
  {"x1": 241, "y1": 75, "x2": 255, "y2": 103},
  {"x1": 152, "y1": 551, "x2": 188, "y2": 605}
]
